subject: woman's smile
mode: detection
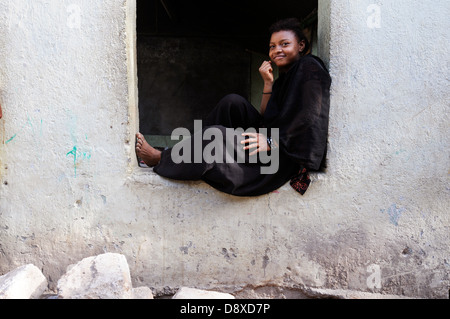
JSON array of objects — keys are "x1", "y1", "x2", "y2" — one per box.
[{"x1": 273, "y1": 55, "x2": 286, "y2": 60}]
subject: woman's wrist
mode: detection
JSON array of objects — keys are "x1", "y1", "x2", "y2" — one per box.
[
  {"x1": 263, "y1": 83, "x2": 273, "y2": 94},
  {"x1": 266, "y1": 136, "x2": 278, "y2": 151},
  {"x1": 264, "y1": 82, "x2": 273, "y2": 88}
]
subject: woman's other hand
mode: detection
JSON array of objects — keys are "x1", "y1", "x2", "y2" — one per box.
[{"x1": 241, "y1": 132, "x2": 270, "y2": 156}]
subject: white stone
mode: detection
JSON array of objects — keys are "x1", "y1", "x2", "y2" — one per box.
[
  {"x1": 57, "y1": 253, "x2": 133, "y2": 299},
  {"x1": 132, "y1": 286, "x2": 154, "y2": 299},
  {"x1": 173, "y1": 287, "x2": 235, "y2": 299},
  {"x1": 0, "y1": 264, "x2": 48, "y2": 299}
]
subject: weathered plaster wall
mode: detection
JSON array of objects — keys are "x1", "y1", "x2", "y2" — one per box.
[
  {"x1": 317, "y1": 0, "x2": 449, "y2": 298},
  {"x1": 0, "y1": 0, "x2": 137, "y2": 286},
  {"x1": 0, "y1": 0, "x2": 448, "y2": 298}
]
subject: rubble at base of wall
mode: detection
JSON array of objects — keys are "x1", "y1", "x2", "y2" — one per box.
[
  {"x1": 0, "y1": 253, "x2": 412, "y2": 299},
  {"x1": 0, "y1": 253, "x2": 234, "y2": 299}
]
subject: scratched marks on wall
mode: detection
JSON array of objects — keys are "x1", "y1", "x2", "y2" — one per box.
[
  {"x1": 5, "y1": 112, "x2": 43, "y2": 145},
  {"x1": 380, "y1": 203, "x2": 406, "y2": 226},
  {"x1": 2, "y1": 111, "x2": 48, "y2": 180},
  {"x1": 4, "y1": 110, "x2": 92, "y2": 178}
]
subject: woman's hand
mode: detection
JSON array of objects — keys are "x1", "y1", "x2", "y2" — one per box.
[
  {"x1": 241, "y1": 132, "x2": 270, "y2": 156},
  {"x1": 259, "y1": 61, "x2": 274, "y2": 85},
  {"x1": 259, "y1": 61, "x2": 274, "y2": 116}
]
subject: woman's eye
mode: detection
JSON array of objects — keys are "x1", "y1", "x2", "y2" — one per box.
[{"x1": 282, "y1": 42, "x2": 290, "y2": 46}]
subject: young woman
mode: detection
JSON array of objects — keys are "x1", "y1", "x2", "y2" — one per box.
[{"x1": 136, "y1": 18, "x2": 331, "y2": 197}]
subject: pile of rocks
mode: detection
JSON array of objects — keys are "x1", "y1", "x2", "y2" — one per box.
[{"x1": 0, "y1": 253, "x2": 235, "y2": 299}]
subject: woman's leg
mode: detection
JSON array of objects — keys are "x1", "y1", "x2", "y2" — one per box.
[
  {"x1": 137, "y1": 94, "x2": 260, "y2": 167},
  {"x1": 203, "y1": 94, "x2": 262, "y2": 130}
]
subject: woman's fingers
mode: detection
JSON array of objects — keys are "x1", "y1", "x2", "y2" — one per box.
[
  {"x1": 243, "y1": 143, "x2": 259, "y2": 151},
  {"x1": 241, "y1": 133, "x2": 258, "y2": 151},
  {"x1": 241, "y1": 133, "x2": 258, "y2": 144},
  {"x1": 259, "y1": 61, "x2": 273, "y2": 74},
  {"x1": 249, "y1": 149, "x2": 259, "y2": 157},
  {"x1": 241, "y1": 133, "x2": 269, "y2": 155},
  {"x1": 241, "y1": 138, "x2": 257, "y2": 145},
  {"x1": 260, "y1": 60, "x2": 271, "y2": 68}
]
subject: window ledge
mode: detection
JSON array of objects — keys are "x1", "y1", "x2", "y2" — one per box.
[
  {"x1": 127, "y1": 166, "x2": 302, "y2": 196},
  {"x1": 128, "y1": 166, "x2": 206, "y2": 190}
]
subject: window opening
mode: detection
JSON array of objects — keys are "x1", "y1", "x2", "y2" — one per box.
[{"x1": 136, "y1": 0, "x2": 318, "y2": 150}]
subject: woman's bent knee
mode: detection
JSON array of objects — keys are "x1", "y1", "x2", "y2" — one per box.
[{"x1": 219, "y1": 94, "x2": 248, "y2": 108}]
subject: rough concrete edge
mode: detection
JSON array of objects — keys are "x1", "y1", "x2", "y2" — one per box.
[
  {"x1": 304, "y1": 287, "x2": 416, "y2": 299},
  {"x1": 230, "y1": 283, "x2": 416, "y2": 299}
]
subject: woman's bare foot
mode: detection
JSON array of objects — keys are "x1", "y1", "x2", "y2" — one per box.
[{"x1": 135, "y1": 133, "x2": 162, "y2": 167}]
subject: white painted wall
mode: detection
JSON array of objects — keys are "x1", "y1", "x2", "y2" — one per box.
[
  {"x1": 0, "y1": 0, "x2": 448, "y2": 298},
  {"x1": 0, "y1": 0, "x2": 137, "y2": 288}
]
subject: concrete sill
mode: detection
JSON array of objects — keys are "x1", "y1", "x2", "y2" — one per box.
[
  {"x1": 128, "y1": 165, "x2": 296, "y2": 196},
  {"x1": 129, "y1": 166, "x2": 210, "y2": 190}
]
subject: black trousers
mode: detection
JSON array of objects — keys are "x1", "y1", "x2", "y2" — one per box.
[
  {"x1": 153, "y1": 94, "x2": 299, "y2": 197},
  {"x1": 203, "y1": 93, "x2": 263, "y2": 129}
]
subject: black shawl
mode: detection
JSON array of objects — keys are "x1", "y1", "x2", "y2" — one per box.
[{"x1": 263, "y1": 54, "x2": 331, "y2": 171}]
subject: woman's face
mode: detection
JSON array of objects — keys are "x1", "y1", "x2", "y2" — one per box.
[{"x1": 269, "y1": 30, "x2": 305, "y2": 72}]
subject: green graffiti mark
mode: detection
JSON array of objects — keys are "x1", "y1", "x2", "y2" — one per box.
[
  {"x1": 5, "y1": 134, "x2": 17, "y2": 144},
  {"x1": 5, "y1": 113, "x2": 43, "y2": 145},
  {"x1": 66, "y1": 146, "x2": 78, "y2": 177},
  {"x1": 66, "y1": 145, "x2": 92, "y2": 178}
]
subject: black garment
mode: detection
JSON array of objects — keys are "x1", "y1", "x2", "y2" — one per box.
[
  {"x1": 264, "y1": 55, "x2": 331, "y2": 170},
  {"x1": 153, "y1": 54, "x2": 331, "y2": 197}
]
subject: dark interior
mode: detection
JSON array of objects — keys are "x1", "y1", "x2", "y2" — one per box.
[{"x1": 137, "y1": 0, "x2": 318, "y2": 54}]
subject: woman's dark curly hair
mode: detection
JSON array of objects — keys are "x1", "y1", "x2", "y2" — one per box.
[{"x1": 269, "y1": 18, "x2": 311, "y2": 56}]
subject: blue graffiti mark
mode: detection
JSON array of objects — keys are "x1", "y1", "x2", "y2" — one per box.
[{"x1": 380, "y1": 204, "x2": 406, "y2": 226}]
